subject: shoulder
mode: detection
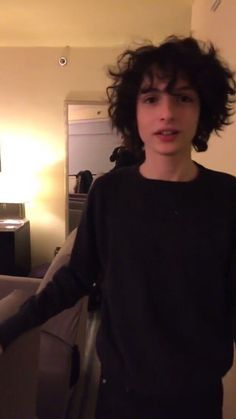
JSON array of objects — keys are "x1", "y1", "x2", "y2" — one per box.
[
  {"x1": 198, "y1": 164, "x2": 236, "y2": 189},
  {"x1": 91, "y1": 166, "x2": 138, "y2": 191},
  {"x1": 83, "y1": 167, "x2": 139, "y2": 217},
  {"x1": 84, "y1": 166, "x2": 139, "y2": 210}
]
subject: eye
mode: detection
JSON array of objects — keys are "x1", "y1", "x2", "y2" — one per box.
[
  {"x1": 176, "y1": 94, "x2": 193, "y2": 103},
  {"x1": 143, "y1": 95, "x2": 158, "y2": 104}
]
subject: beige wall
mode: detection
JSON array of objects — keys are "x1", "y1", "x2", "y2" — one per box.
[
  {"x1": 0, "y1": 1, "x2": 193, "y2": 268},
  {"x1": 0, "y1": 47, "x2": 122, "y2": 267},
  {"x1": 191, "y1": 0, "x2": 236, "y2": 176},
  {"x1": 0, "y1": 0, "x2": 193, "y2": 47}
]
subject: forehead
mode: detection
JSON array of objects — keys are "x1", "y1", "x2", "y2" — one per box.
[
  {"x1": 140, "y1": 75, "x2": 191, "y2": 90},
  {"x1": 139, "y1": 67, "x2": 193, "y2": 92}
]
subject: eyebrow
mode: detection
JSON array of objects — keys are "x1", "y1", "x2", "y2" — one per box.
[{"x1": 139, "y1": 85, "x2": 194, "y2": 95}]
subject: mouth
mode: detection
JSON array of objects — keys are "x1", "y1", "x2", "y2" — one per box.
[{"x1": 154, "y1": 129, "x2": 180, "y2": 142}]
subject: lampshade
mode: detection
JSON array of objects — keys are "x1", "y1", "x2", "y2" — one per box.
[
  {"x1": 0, "y1": 174, "x2": 32, "y2": 204},
  {"x1": 0, "y1": 203, "x2": 26, "y2": 220}
]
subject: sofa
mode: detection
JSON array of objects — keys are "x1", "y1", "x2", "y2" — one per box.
[{"x1": 0, "y1": 227, "x2": 88, "y2": 419}]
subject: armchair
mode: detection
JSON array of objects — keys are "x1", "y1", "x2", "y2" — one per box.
[
  {"x1": 0, "y1": 227, "x2": 88, "y2": 419},
  {"x1": 0, "y1": 289, "x2": 40, "y2": 419}
]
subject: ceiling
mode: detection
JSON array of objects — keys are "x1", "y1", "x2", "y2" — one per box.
[{"x1": 0, "y1": 0, "x2": 193, "y2": 47}]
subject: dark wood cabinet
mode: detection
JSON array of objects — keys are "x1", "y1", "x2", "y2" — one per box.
[{"x1": 0, "y1": 220, "x2": 31, "y2": 276}]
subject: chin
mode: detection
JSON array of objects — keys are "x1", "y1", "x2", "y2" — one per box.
[
  {"x1": 155, "y1": 143, "x2": 191, "y2": 157},
  {"x1": 154, "y1": 147, "x2": 180, "y2": 157}
]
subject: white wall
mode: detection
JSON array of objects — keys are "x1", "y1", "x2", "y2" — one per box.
[
  {"x1": 68, "y1": 119, "x2": 120, "y2": 175},
  {"x1": 0, "y1": 0, "x2": 193, "y2": 267},
  {"x1": 0, "y1": 46, "x2": 122, "y2": 267},
  {"x1": 191, "y1": 0, "x2": 236, "y2": 177}
]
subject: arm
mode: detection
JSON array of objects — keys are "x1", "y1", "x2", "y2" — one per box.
[
  {"x1": 0, "y1": 182, "x2": 101, "y2": 350},
  {"x1": 228, "y1": 248, "x2": 236, "y2": 344},
  {"x1": 228, "y1": 184, "x2": 236, "y2": 344}
]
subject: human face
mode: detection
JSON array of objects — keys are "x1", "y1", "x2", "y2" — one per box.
[{"x1": 136, "y1": 74, "x2": 200, "y2": 161}]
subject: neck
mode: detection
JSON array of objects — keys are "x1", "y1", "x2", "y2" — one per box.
[{"x1": 139, "y1": 153, "x2": 198, "y2": 182}]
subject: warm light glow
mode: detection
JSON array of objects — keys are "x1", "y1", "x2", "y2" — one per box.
[
  {"x1": 5, "y1": 225, "x2": 17, "y2": 229},
  {"x1": 0, "y1": 127, "x2": 64, "y2": 203},
  {"x1": 0, "y1": 219, "x2": 24, "y2": 224},
  {"x1": 0, "y1": 117, "x2": 66, "y2": 265}
]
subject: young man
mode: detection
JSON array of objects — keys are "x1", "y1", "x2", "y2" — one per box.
[{"x1": 0, "y1": 36, "x2": 236, "y2": 419}]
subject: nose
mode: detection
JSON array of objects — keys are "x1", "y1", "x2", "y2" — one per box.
[{"x1": 159, "y1": 95, "x2": 175, "y2": 121}]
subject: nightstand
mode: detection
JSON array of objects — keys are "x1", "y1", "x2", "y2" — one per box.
[{"x1": 0, "y1": 220, "x2": 31, "y2": 276}]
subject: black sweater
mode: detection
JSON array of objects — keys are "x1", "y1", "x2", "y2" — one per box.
[{"x1": 0, "y1": 163, "x2": 236, "y2": 397}]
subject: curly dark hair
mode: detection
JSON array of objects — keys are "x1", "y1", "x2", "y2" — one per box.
[{"x1": 106, "y1": 35, "x2": 236, "y2": 161}]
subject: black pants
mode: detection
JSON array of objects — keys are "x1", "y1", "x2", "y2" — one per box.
[{"x1": 95, "y1": 376, "x2": 223, "y2": 419}]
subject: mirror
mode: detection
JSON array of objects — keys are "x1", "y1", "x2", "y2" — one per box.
[{"x1": 66, "y1": 101, "x2": 121, "y2": 233}]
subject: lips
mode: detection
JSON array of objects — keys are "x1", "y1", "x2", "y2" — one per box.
[
  {"x1": 154, "y1": 129, "x2": 180, "y2": 142},
  {"x1": 155, "y1": 129, "x2": 179, "y2": 135}
]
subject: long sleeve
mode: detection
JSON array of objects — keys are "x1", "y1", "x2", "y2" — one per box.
[
  {"x1": 0, "y1": 265, "x2": 89, "y2": 349},
  {"x1": 0, "y1": 182, "x2": 101, "y2": 349},
  {"x1": 227, "y1": 246, "x2": 236, "y2": 344},
  {"x1": 228, "y1": 183, "x2": 236, "y2": 343}
]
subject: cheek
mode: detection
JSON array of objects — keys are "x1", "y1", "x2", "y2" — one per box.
[
  {"x1": 189, "y1": 108, "x2": 200, "y2": 133},
  {"x1": 136, "y1": 111, "x2": 146, "y2": 134},
  {"x1": 194, "y1": 116, "x2": 200, "y2": 132},
  {"x1": 195, "y1": 105, "x2": 200, "y2": 124},
  {"x1": 136, "y1": 119, "x2": 149, "y2": 144}
]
